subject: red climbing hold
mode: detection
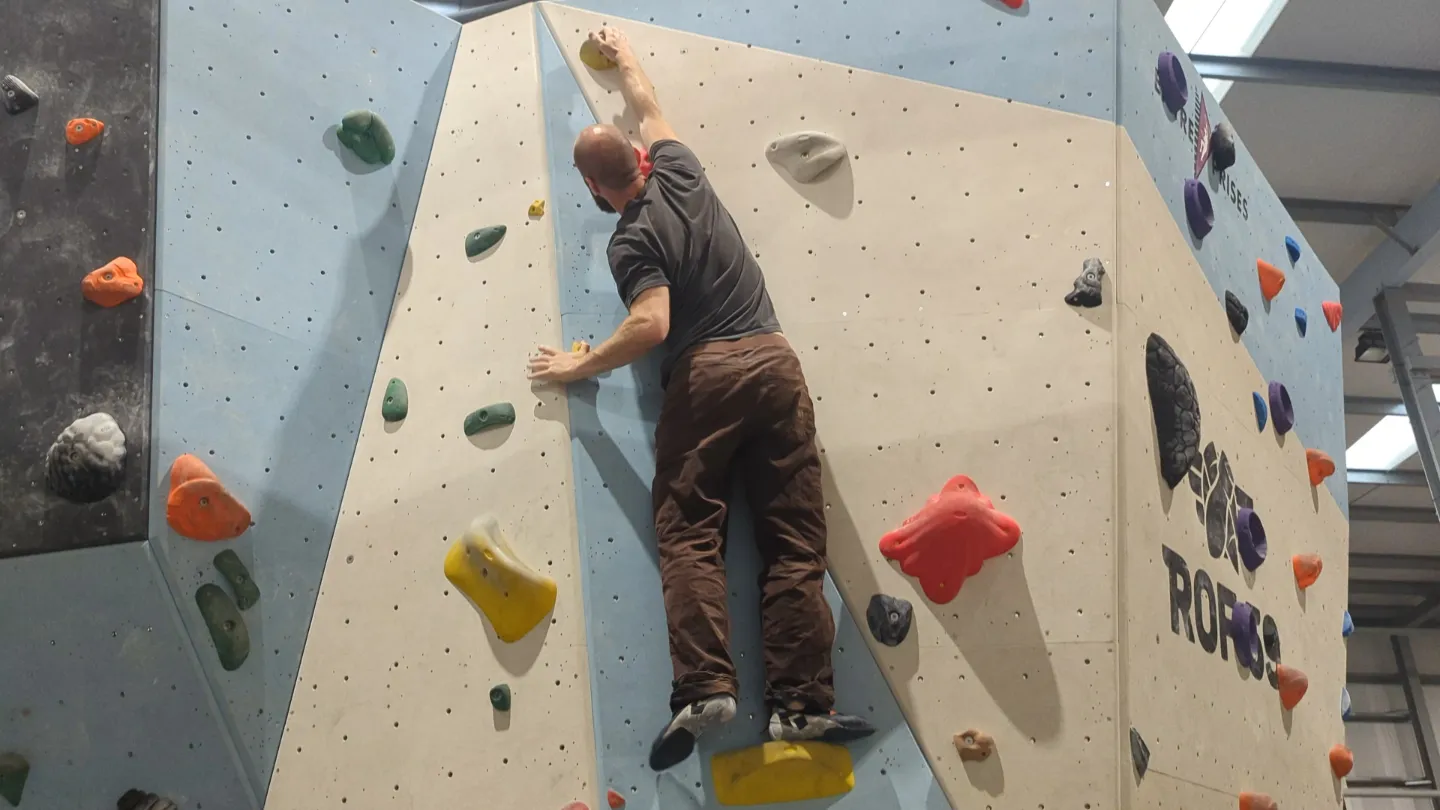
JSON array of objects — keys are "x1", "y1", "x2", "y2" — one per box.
[
  {"x1": 1276, "y1": 664, "x2": 1309, "y2": 710},
  {"x1": 607, "y1": 789, "x2": 625, "y2": 809},
  {"x1": 1001, "y1": 0, "x2": 1024, "y2": 7},
  {"x1": 561, "y1": 803, "x2": 590, "y2": 810},
  {"x1": 1322, "y1": 301, "x2": 1342, "y2": 332},
  {"x1": 1292, "y1": 554, "x2": 1323, "y2": 590},
  {"x1": 1306, "y1": 448, "x2": 1335, "y2": 486},
  {"x1": 634, "y1": 146, "x2": 653, "y2": 179},
  {"x1": 879, "y1": 475, "x2": 1021, "y2": 604},
  {"x1": 82, "y1": 257, "x2": 144, "y2": 307},
  {"x1": 1330, "y1": 744, "x2": 1354, "y2": 778},
  {"x1": 1257, "y1": 260, "x2": 1286, "y2": 302},
  {"x1": 1238, "y1": 792, "x2": 1277, "y2": 810},
  {"x1": 65, "y1": 117, "x2": 105, "y2": 145}
]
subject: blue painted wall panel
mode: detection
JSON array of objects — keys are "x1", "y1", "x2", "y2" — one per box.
[
  {"x1": 548, "y1": 0, "x2": 1116, "y2": 121},
  {"x1": 1116, "y1": 0, "x2": 1347, "y2": 509},
  {"x1": 0, "y1": 544, "x2": 255, "y2": 810},
  {"x1": 540, "y1": 18, "x2": 950, "y2": 809}
]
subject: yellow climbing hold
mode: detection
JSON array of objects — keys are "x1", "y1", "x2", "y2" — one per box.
[
  {"x1": 579, "y1": 38, "x2": 617, "y2": 71},
  {"x1": 444, "y1": 515, "x2": 557, "y2": 643},
  {"x1": 711, "y1": 741, "x2": 854, "y2": 806},
  {"x1": 528, "y1": 199, "x2": 546, "y2": 217}
]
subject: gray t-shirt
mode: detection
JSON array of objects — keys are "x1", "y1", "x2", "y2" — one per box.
[{"x1": 607, "y1": 140, "x2": 781, "y2": 386}]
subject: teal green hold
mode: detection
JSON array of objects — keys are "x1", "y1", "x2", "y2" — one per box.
[
  {"x1": 464, "y1": 402, "x2": 516, "y2": 436},
  {"x1": 490, "y1": 683, "x2": 511, "y2": 711},
  {"x1": 465, "y1": 225, "x2": 506, "y2": 258},
  {"x1": 213, "y1": 549, "x2": 261, "y2": 611},
  {"x1": 381, "y1": 377, "x2": 409, "y2": 422},
  {"x1": 196, "y1": 584, "x2": 250, "y2": 672},
  {"x1": 336, "y1": 109, "x2": 396, "y2": 166},
  {"x1": 0, "y1": 753, "x2": 29, "y2": 808}
]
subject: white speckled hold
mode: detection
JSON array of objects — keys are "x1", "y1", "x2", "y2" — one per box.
[
  {"x1": 45, "y1": 412, "x2": 127, "y2": 503},
  {"x1": 765, "y1": 130, "x2": 847, "y2": 183}
]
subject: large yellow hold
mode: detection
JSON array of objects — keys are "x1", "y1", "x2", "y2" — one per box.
[
  {"x1": 444, "y1": 515, "x2": 557, "y2": 642},
  {"x1": 711, "y1": 741, "x2": 855, "y2": 806}
]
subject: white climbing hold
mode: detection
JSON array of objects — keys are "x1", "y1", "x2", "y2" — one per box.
[
  {"x1": 46, "y1": 412, "x2": 127, "y2": 503},
  {"x1": 766, "y1": 131, "x2": 847, "y2": 183}
]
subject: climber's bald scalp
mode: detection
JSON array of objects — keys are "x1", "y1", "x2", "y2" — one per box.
[{"x1": 574, "y1": 125, "x2": 640, "y2": 191}]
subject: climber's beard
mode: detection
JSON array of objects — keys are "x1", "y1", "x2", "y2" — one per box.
[{"x1": 592, "y1": 193, "x2": 615, "y2": 214}]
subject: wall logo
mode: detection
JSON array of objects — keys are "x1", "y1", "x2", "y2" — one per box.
[
  {"x1": 1155, "y1": 71, "x2": 1251, "y2": 221},
  {"x1": 1188, "y1": 442, "x2": 1254, "y2": 573}
]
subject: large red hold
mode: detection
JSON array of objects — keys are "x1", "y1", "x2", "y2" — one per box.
[{"x1": 879, "y1": 475, "x2": 1021, "y2": 604}]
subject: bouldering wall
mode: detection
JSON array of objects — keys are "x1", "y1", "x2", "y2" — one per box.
[
  {"x1": 541, "y1": 3, "x2": 1121, "y2": 808},
  {"x1": 150, "y1": 0, "x2": 457, "y2": 796},
  {"x1": 1115, "y1": 0, "x2": 1350, "y2": 807},
  {"x1": 0, "y1": 0, "x2": 157, "y2": 557},
  {"x1": 264, "y1": 6, "x2": 598, "y2": 809}
]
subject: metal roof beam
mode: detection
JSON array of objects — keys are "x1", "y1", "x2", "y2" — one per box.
[
  {"x1": 1351, "y1": 505, "x2": 1440, "y2": 523},
  {"x1": 1190, "y1": 54, "x2": 1440, "y2": 97},
  {"x1": 1348, "y1": 396, "x2": 1407, "y2": 416},
  {"x1": 1284, "y1": 197, "x2": 1410, "y2": 227},
  {"x1": 1353, "y1": 554, "x2": 1440, "y2": 571},
  {"x1": 1351, "y1": 469, "x2": 1430, "y2": 487},
  {"x1": 1341, "y1": 183, "x2": 1440, "y2": 337}
]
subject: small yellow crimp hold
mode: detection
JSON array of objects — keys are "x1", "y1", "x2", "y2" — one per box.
[
  {"x1": 570, "y1": 340, "x2": 591, "y2": 354},
  {"x1": 528, "y1": 199, "x2": 546, "y2": 217},
  {"x1": 579, "y1": 38, "x2": 617, "y2": 71},
  {"x1": 711, "y1": 741, "x2": 854, "y2": 806},
  {"x1": 444, "y1": 515, "x2": 557, "y2": 643}
]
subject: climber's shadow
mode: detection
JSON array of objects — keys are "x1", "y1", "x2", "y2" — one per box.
[
  {"x1": 768, "y1": 155, "x2": 855, "y2": 219},
  {"x1": 463, "y1": 596, "x2": 551, "y2": 676},
  {"x1": 964, "y1": 748, "x2": 1005, "y2": 796}
]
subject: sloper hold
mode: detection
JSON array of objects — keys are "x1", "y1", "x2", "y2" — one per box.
[
  {"x1": 195, "y1": 583, "x2": 250, "y2": 671},
  {"x1": 1183, "y1": 178, "x2": 1214, "y2": 238},
  {"x1": 1292, "y1": 553, "x2": 1323, "y2": 589},
  {"x1": 1237, "y1": 507, "x2": 1267, "y2": 571},
  {"x1": 464, "y1": 402, "x2": 516, "y2": 436},
  {"x1": 83, "y1": 257, "x2": 144, "y2": 307},
  {"x1": 953, "y1": 730, "x2": 995, "y2": 763},
  {"x1": 1129, "y1": 728, "x2": 1150, "y2": 780},
  {"x1": 1285, "y1": 235, "x2": 1302, "y2": 263},
  {"x1": 1269, "y1": 381, "x2": 1294, "y2": 435},
  {"x1": 46, "y1": 412, "x2": 127, "y2": 503},
  {"x1": 766, "y1": 131, "x2": 847, "y2": 183},
  {"x1": 65, "y1": 117, "x2": 104, "y2": 145},
  {"x1": 337, "y1": 109, "x2": 395, "y2": 165},
  {"x1": 166, "y1": 453, "x2": 251, "y2": 541},
  {"x1": 865, "y1": 593, "x2": 913, "y2": 646},
  {"x1": 117, "y1": 789, "x2": 179, "y2": 810},
  {"x1": 1, "y1": 75, "x2": 38, "y2": 115},
  {"x1": 878, "y1": 475, "x2": 1020, "y2": 604},
  {"x1": 1322, "y1": 301, "x2": 1343, "y2": 331},
  {"x1": 1257, "y1": 259, "x2": 1286, "y2": 302},
  {"x1": 489, "y1": 683, "x2": 511, "y2": 711},
  {"x1": 1238, "y1": 792, "x2": 1277, "y2": 810},
  {"x1": 579, "y1": 37, "x2": 617, "y2": 71},
  {"x1": 1295, "y1": 307, "x2": 1308, "y2": 336},
  {"x1": 1210, "y1": 122, "x2": 1237, "y2": 171},
  {"x1": 1330, "y1": 744, "x2": 1354, "y2": 778},
  {"x1": 1277, "y1": 664, "x2": 1309, "y2": 709},
  {"x1": 1231, "y1": 602, "x2": 1260, "y2": 667},
  {"x1": 465, "y1": 225, "x2": 506, "y2": 258},
  {"x1": 711, "y1": 741, "x2": 854, "y2": 806},
  {"x1": 606, "y1": 789, "x2": 625, "y2": 809},
  {"x1": 381, "y1": 378, "x2": 408, "y2": 422},
  {"x1": 444, "y1": 515, "x2": 557, "y2": 642},
  {"x1": 1225, "y1": 291, "x2": 1249, "y2": 335},
  {"x1": 1064, "y1": 258, "x2": 1105, "y2": 307},
  {"x1": 1145, "y1": 334, "x2": 1202, "y2": 488},
  {"x1": 1252, "y1": 392, "x2": 1268, "y2": 432},
  {"x1": 1306, "y1": 448, "x2": 1335, "y2": 486},
  {"x1": 0, "y1": 753, "x2": 29, "y2": 807},
  {"x1": 214, "y1": 549, "x2": 260, "y2": 610}
]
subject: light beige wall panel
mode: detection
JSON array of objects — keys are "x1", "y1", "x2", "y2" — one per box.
[
  {"x1": 541, "y1": 5, "x2": 1119, "y2": 807},
  {"x1": 1116, "y1": 134, "x2": 1349, "y2": 809},
  {"x1": 265, "y1": 8, "x2": 597, "y2": 809}
]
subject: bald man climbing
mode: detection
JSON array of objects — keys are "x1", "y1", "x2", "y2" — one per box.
[{"x1": 526, "y1": 26, "x2": 874, "y2": 771}]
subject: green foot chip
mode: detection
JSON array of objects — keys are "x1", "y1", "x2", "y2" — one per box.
[
  {"x1": 213, "y1": 550, "x2": 260, "y2": 611},
  {"x1": 490, "y1": 684, "x2": 511, "y2": 711},
  {"x1": 0, "y1": 753, "x2": 29, "y2": 807},
  {"x1": 464, "y1": 402, "x2": 516, "y2": 436},
  {"x1": 381, "y1": 377, "x2": 408, "y2": 422},
  {"x1": 337, "y1": 109, "x2": 395, "y2": 166},
  {"x1": 196, "y1": 584, "x2": 250, "y2": 671},
  {"x1": 464, "y1": 225, "x2": 506, "y2": 258}
]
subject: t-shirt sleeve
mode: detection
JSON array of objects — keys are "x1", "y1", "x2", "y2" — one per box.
[
  {"x1": 608, "y1": 233, "x2": 670, "y2": 308},
  {"x1": 647, "y1": 139, "x2": 705, "y2": 185}
]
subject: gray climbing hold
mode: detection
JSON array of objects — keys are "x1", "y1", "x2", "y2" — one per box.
[
  {"x1": 465, "y1": 225, "x2": 506, "y2": 258},
  {"x1": 0, "y1": 753, "x2": 29, "y2": 808},
  {"x1": 337, "y1": 109, "x2": 395, "y2": 165},
  {"x1": 1129, "y1": 728, "x2": 1149, "y2": 781},
  {"x1": 382, "y1": 377, "x2": 408, "y2": 422},
  {"x1": 1210, "y1": 122, "x2": 1236, "y2": 172},
  {"x1": 1145, "y1": 334, "x2": 1201, "y2": 489},
  {"x1": 214, "y1": 549, "x2": 260, "y2": 611},
  {"x1": 766, "y1": 131, "x2": 847, "y2": 183},
  {"x1": 46, "y1": 412, "x2": 127, "y2": 503},
  {"x1": 1064, "y1": 258, "x2": 1106, "y2": 308},
  {"x1": 866, "y1": 593, "x2": 913, "y2": 647},
  {"x1": 116, "y1": 789, "x2": 178, "y2": 810},
  {"x1": 1, "y1": 75, "x2": 38, "y2": 115},
  {"x1": 465, "y1": 402, "x2": 516, "y2": 436},
  {"x1": 196, "y1": 583, "x2": 250, "y2": 671}
]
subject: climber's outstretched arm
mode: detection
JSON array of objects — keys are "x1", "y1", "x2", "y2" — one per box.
[{"x1": 590, "y1": 27, "x2": 678, "y2": 148}]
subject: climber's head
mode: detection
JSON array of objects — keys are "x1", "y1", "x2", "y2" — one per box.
[{"x1": 574, "y1": 124, "x2": 643, "y2": 214}]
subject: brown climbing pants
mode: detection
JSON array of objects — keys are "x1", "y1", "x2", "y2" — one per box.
[{"x1": 653, "y1": 333, "x2": 836, "y2": 714}]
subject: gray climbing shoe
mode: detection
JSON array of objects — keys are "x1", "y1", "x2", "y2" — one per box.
[
  {"x1": 768, "y1": 708, "x2": 876, "y2": 744},
  {"x1": 649, "y1": 694, "x2": 737, "y2": 771}
]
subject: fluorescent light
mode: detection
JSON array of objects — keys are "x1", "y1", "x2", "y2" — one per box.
[
  {"x1": 1344, "y1": 385, "x2": 1440, "y2": 470},
  {"x1": 1164, "y1": 0, "x2": 1290, "y2": 101}
]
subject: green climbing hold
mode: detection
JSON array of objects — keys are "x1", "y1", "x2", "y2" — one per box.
[
  {"x1": 195, "y1": 583, "x2": 250, "y2": 671},
  {"x1": 490, "y1": 684, "x2": 512, "y2": 711},
  {"x1": 464, "y1": 402, "x2": 516, "y2": 436},
  {"x1": 336, "y1": 109, "x2": 395, "y2": 165},
  {"x1": 0, "y1": 753, "x2": 29, "y2": 808},
  {"x1": 465, "y1": 225, "x2": 506, "y2": 258},
  {"x1": 213, "y1": 549, "x2": 260, "y2": 611},
  {"x1": 381, "y1": 377, "x2": 409, "y2": 422}
]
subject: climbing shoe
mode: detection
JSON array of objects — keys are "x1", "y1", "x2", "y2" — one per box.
[
  {"x1": 767, "y1": 708, "x2": 876, "y2": 744},
  {"x1": 648, "y1": 694, "x2": 737, "y2": 771}
]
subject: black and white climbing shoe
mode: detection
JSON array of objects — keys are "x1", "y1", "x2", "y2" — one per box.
[
  {"x1": 648, "y1": 695, "x2": 737, "y2": 772},
  {"x1": 768, "y1": 708, "x2": 876, "y2": 744}
]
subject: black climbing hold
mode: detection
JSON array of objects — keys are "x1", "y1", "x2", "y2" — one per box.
[
  {"x1": 214, "y1": 549, "x2": 260, "y2": 611},
  {"x1": 1183, "y1": 178, "x2": 1213, "y2": 239},
  {"x1": 465, "y1": 402, "x2": 516, "y2": 436},
  {"x1": 0, "y1": 753, "x2": 28, "y2": 808},
  {"x1": 117, "y1": 789, "x2": 178, "y2": 810},
  {"x1": 196, "y1": 583, "x2": 250, "y2": 671},
  {"x1": 1268, "y1": 381, "x2": 1294, "y2": 435},
  {"x1": 465, "y1": 225, "x2": 506, "y2": 258},
  {"x1": 1231, "y1": 601, "x2": 1260, "y2": 667},
  {"x1": 1263, "y1": 617, "x2": 1281, "y2": 662},
  {"x1": 1129, "y1": 728, "x2": 1149, "y2": 781},
  {"x1": 1145, "y1": 334, "x2": 1202, "y2": 489},
  {"x1": 337, "y1": 109, "x2": 395, "y2": 165},
  {"x1": 866, "y1": 593, "x2": 914, "y2": 647},
  {"x1": 1285, "y1": 236, "x2": 1302, "y2": 264},
  {"x1": 1, "y1": 75, "x2": 38, "y2": 116},
  {"x1": 1237, "y1": 507, "x2": 1267, "y2": 571},
  {"x1": 1157, "y1": 51, "x2": 1188, "y2": 114},
  {"x1": 1224, "y1": 291, "x2": 1248, "y2": 335},
  {"x1": 490, "y1": 683, "x2": 512, "y2": 711},
  {"x1": 45, "y1": 412, "x2": 127, "y2": 504},
  {"x1": 1295, "y1": 307, "x2": 1307, "y2": 336},
  {"x1": 1210, "y1": 122, "x2": 1236, "y2": 172},
  {"x1": 1064, "y1": 258, "x2": 1105, "y2": 308},
  {"x1": 382, "y1": 377, "x2": 408, "y2": 422}
]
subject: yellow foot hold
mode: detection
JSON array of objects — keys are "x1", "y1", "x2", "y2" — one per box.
[
  {"x1": 711, "y1": 741, "x2": 854, "y2": 806},
  {"x1": 444, "y1": 515, "x2": 557, "y2": 642}
]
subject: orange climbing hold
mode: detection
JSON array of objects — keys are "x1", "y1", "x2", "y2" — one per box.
[
  {"x1": 65, "y1": 117, "x2": 105, "y2": 145},
  {"x1": 82, "y1": 257, "x2": 143, "y2": 307},
  {"x1": 1330, "y1": 744, "x2": 1354, "y2": 778},
  {"x1": 606, "y1": 789, "x2": 625, "y2": 809},
  {"x1": 1001, "y1": 0, "x2": 1024, "y2": 7},
  {"x1": 1238, "y1": 792, "x2": 1277, "y2": 810},
  {"x1": 879, "y1": 475, "x2": 1021, "y2": 604},
  {"x1": 1257, "y1": 259, "x2": 1286, "y2": 302},
  {"x1": 1277, "y1": 664, "x2": 1309, "y2": 710},
  {"x1": 1322, "y1": 301, "x2": 1343, "y2": 332},
  {"x1": 1306, "y1": 448, "x2": 1335, "y2": 486},
  {"x1": 1292, "y1": 554, "x2": 1323, "y2": 589},
  {"x1": 166, "y1": 454, "x2": 251, "y2": 542}
]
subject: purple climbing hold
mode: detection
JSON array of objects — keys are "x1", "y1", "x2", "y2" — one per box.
[
  {"x1": 1184, "y1": 179, "x2": 1214, "y2": 239},
  {"x1": 1231, "y1": 601, "x2": 1260, "y2": 667},
  {"x1": 1295, "y1": 307, "x2": 1308, "y2": 337},
  {"x1": 1157, "y1": 51, "x2": 1188, "y2": 114},
  {"x1": 1253, "y1": 392, "x2": 1267, "y2": 432},
  {"x1": 1237, "y1": 507, "x2": 1267, "y2": 571},
  {"x1": 1268, "y1": 381, "x2": 1294, "y2": 436}
]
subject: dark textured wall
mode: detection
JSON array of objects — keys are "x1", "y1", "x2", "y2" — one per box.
[{"x1": 0, "y1": 0, "x2": 158, "y2": 557}]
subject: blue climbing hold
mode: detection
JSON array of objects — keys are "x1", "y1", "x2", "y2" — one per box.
[
  {"x1": 1252, "y1": 392, "x2": 1268, "y2": 431},
  {"x1": 1341, "y1": 686, "x2": 1353, "y2": 719},
  {"x1": 1343, "y1": 610, "x2": 1354, "y2": 638},
  {"x1": 1285, "y1": 236, "x2": 1302, "y2": 263},
  {"x1": 1295, "y1": 307, "x2": 1308, "y2": 336}
]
